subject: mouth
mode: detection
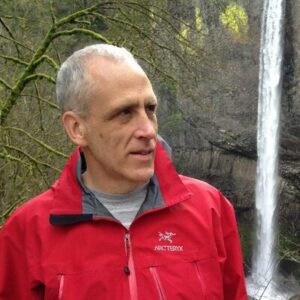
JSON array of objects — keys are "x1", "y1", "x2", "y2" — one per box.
[{"x1": 129, "y1": 148, "x2": 155, "y2": 161}]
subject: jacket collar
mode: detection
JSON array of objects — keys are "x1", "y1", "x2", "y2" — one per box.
[{"x1": 49, "y1": 140, "x2": 192, "y2": 225}]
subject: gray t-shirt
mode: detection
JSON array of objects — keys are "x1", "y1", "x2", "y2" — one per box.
[{"x1": 92, "y1": 183, "x2": 148, "y2": 229}]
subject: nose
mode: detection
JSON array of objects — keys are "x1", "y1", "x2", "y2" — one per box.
[{"x1": 134, "y1": 112, "x2": 157, "y2": 140}]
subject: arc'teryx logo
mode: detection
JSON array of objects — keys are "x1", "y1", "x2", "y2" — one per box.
[
  {"x1": 158, "y1": 231, "x2": 176, "y2": 243},
  {"x1": 154, "y1": 231, "x2": 184, "y2": 252}
]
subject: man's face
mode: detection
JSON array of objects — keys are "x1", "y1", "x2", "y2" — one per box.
[{"x1": 79, "y1": 58, "x2": 158, "y2": 193}]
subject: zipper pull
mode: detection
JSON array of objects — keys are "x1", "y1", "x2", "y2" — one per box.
[
  {"x1": 124, "y1": 266, "x2": 130, "y2": 275},
  {"x1": 124, "y1": 233, "x2": 131, "y2": 275}
]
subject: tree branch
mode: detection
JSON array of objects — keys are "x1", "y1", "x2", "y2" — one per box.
[
  {"x1": 33, "y1": 81, "x2": 44, "y2": 130},
  {"x1": 54, "y1": 3, "x2": 107, "y2": 27},
  {"x1": 0, "y1": 2, "x2": 117, "y2": 125},
  {"x1": 0, "y1": 151, "x2": 31, "y2": 167},
  {"x1": 52, "y1": 28, "x2": 111, "y2": 43},
  {"x1": 25, "y1": 73, "x2": 56, "y2": 84},
  {"x1": 111, "y1": 8, "x2": 187, "y2": 66},
  {"x1": 49, "y1": 0, "x2": 56, "y2": 24},
  {"x1": 0, "y1": 143, "x2": 61, "y2": 172},
  {"x1": 21, "y1": 94, "x2": 59, "y2": 110},
  {"x1": 0, "y1": 33, "x2": 34, "y2": 53},
  {"x1": 2, "y1": 126, "x2": 68, "y2": 158},
  {"x1": 35, "y1": 55, "x2": 59, "y2": 71},
  {"x1": 0, "y1": 17, "x2": 21, "y2": 56},
  {"x1": 0, "y1": 78, "x2": 12, "y2": 90},
  {"x1": 0, "y1": 54, "x2": 28, "y2": 66}
]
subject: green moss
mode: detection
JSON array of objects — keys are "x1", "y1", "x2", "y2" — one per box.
[
  {"x1": 159, "y1": 111, "x2": 184, "y2": 132},
  {"x1": 220, "y1": 3, "x2": 249, "y2": 43},
  {"x1": 278, "y1": 232, "x2": 300, "y2": 264},
  {"x1": 238, "y1": 223, "x2": 254, "y2": 271},
  {"x1": 238, "y1": 222, "x2": 300, "y2": 279},
  {"x1": 159, "y1": 80, "x2": 177, "y2": 97}
]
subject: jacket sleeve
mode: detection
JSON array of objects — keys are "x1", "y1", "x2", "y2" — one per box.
[
  {"x1": 217, "y1": 192, "x2": 248, "y2": 300},
  {"x1": 0, "y1": 212, "x2": 43, "y2": 300}
]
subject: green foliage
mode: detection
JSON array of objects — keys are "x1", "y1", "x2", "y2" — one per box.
[
  {"x1": 238, "y1": 222, "x2": 300, "y2": 279},
  {"x1": 238, "y1": 223, "x2": 254, "y2": 272},
  {"x1": 0, "y1": 0, "x2": 206, "y2": 224},
  {"x1": 195, "y1": 7, "x2": 202, "y2": 32},
  {"x1": 220, "y1": 3, "x2": 248, "y2": 43},
  {"x1": 178, "y1": 6, "x2": 209, "y2": 54},
  {"x1": 0, "y1": 0, "x2": 253, "y2": 225},
  {"x1": 160, "y1": 111, "x2": 184, "y2": 132},
  {"x1": 279, "y1": 233, "x2": 300, "y2": 265}
]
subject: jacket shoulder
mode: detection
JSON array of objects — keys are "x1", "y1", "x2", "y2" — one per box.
[
  {"x1": 179, "y1": 175, "x2": 234, "y2": 211},
  {"x1": 179, "y1": 175, "x2": 219, "y2": 196}
]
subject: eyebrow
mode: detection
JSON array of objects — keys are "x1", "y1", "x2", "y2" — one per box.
[{"x1": 105, "y1": 98, "x2": 157, "y2": 120}]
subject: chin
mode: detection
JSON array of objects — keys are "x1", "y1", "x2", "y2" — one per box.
[{"x1": 131, "y1": 168, "x2": 154, "y2": 184}]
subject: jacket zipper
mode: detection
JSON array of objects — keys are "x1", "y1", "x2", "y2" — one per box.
[
  {"x1": 124, "y1": 233, "x2": 138, "y2": 300},
  {"x1": 149, "y1": 266, "x2": 166, "y2": 300},
  {"x1": 193, "y1": 261, "x2": 207, "y2": 299},
  {"x1": 58, "y1": 274, "x2": 64, "y2": 300}
]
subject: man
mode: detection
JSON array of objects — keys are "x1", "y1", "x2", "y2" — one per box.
[{"x1": 0, "y1": 44, "x2": 247, "y2": 299}]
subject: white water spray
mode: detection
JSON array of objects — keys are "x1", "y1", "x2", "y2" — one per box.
[{"x1": 247, "y1": 0, "x2": 286, "y2": 298}]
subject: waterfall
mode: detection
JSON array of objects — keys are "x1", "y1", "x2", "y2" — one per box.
[{"x1": 247, "y1": 0, "x2": 285, "y2": 298}]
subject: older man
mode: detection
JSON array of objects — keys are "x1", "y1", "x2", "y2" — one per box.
[{"x1": 0, "y1": 44, "x2": 247, "y2": 299}]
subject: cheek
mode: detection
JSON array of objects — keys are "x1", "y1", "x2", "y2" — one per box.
[
  {"x1": 152, "y1": 116, "x2": 158, "y2": 129},
  {"x1": 100, "y1": 132, "x2": 123, "y2": 149}
]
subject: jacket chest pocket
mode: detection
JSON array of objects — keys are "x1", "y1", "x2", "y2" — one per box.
[
  {"x1": 144, "y1": 257, "x2": 223, "y2": 300},
  {"x1": 44, "y1": 267, "x2": 128, "y2": 300}
]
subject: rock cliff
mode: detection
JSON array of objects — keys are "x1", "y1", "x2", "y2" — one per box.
[{"x1": 157, "y1": 0, "x2": 300, "y2": 240}]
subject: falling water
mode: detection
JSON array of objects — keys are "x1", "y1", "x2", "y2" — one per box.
[{"x1": 247, "y1": 0, "x2": 286, "y2": 299}]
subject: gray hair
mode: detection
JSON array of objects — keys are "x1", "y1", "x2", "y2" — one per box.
[{"x1": 56, "y1": 44, "x2": 143, "y2": 116}]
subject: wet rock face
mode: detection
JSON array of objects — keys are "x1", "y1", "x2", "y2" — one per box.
[
  {"x1": 282, "y1": 0, "x2": 300, "y2": 163},
  {"x1": 276, "y1": 0, "x2": 300, "y2": 238},
  {"x1": 158, "y1": 0, "x2": 300, "y2": 238}
]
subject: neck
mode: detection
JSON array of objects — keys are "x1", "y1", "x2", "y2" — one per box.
[{"x1": 82, "y1": 170, "x2": 148, "y2": 194}]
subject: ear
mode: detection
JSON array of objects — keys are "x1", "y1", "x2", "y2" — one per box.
[{"x1": 62, "y1": 111, "x2": 88, "y2": 147}]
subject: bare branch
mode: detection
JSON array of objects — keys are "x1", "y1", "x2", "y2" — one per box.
[
  {"x1": 54, "y1": 3, "x2": 105, "y2": 27},
  {"x1": 33, "y1": 81, "x2": 44, "y2": 130},
  {"x1": 0, "y1": 17, "x2": 21, "y2": 56},
  {"x1": 0, "y1": 143, "x2": 61, "y2": 172},
  {"x1": 49, "y1": 0, "x2": 56, "y2": 24},
  {"x1": 110, "y1": 9, "x2": 187, "y2": 66},
  {"x1": 122, "y1": 1, "x2": 194, "y2": 47},
  {"x1": 0, "y1": 54, "x2": 28, "y2": 66},
  {"x1": 73, "y1": 19, "x2": 91, "y2": 26},
  {"x1": 122, "y1": 2, "x2": 183, "y2": 36},
  {"x1": 0, "y1": 78, "x2": 12, "y2": 90},
  {"x1": 1, "y1": 127, "x2": 68, "y2": 158},
  {"x1": 137, "y1": 55, "x2": 177, "y2": 83},
  {"x1": 21, "y1": 94, "x2": 59, "y2": 110},
  {"x1": 0, "y1": 33, "x2": 34, "y2": 53},
  {"x1": 52, "y1": 28, "x2": 111, "y2": 43},
  {"x1": 35, "y1": 55, "x2": 59, "y2": 71},
  {"x1": 25, "y1": 73, "x2": 56, "y2": 84},
  {"x1": 0, "y1": 3, "x2": 114, "y2": 124},
  {"x1": 0, "y1": 151, "x2": 31, "y2": 167}
]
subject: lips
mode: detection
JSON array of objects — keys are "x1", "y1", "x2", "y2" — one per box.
[
  {"x1": 131, "y1": 149, "x2": 153, "y2": 155},
  {"x1": 129, "y1": 147, "x2": 155, "y2": 162}
]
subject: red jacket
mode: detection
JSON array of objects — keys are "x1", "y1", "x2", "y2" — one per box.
[{"x1": 0, "y1": 142, "x2": 247, "y2": 299}]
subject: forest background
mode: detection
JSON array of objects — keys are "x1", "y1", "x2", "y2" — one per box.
[{"x1": 0, "y1": 0, "x2": 299, "y2": 285}]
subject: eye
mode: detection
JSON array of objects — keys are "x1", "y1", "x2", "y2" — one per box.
[
  {"x1": 146, "y1": 104, "x2": 157, "y2": 115},
  {"x1": 116, "y1": 107, "x2": 134, "y2": 123},
  {"x1": 120, "y1": 107, "x2": 132, "y2": 115}
]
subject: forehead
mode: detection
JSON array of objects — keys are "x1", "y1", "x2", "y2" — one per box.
[
  {"x1": 85, "y1": 55, "x2": 143, "y2": 79},
  {"x1": 85, "y1": 57, "x2": 157, "y2": 110}
]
